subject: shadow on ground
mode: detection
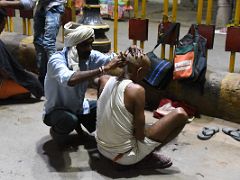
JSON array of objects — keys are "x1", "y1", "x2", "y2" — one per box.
[
  {"x1": 36, "y1": 133, "x2": 180, "y2": 178},
  {"x1": 0, "y1": 97, "x2": 43, "y2": 106}
]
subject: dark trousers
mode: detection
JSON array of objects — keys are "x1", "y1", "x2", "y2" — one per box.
[{"x1": 44, "y1": 100, "x2": 97, "y2": 135}]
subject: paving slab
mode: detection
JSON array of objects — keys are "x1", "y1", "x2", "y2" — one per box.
[{"x1": 0, "y1": 89, "x2": 239, "y2": 180}]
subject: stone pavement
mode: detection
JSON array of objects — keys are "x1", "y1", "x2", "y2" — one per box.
[
  {"x1": 0, "y1": 1, "x2": 240, "y2": 179},
  {"x1": 0, "y1": 89, "x2": 240, "y2": 180}
]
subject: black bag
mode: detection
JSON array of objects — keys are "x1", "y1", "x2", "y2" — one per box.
[
  {"x1": 144, "y1": 52, "x2": 173, "y2": 89},
  {"x1": 173, "y1": 24, "x2": 207, "y2": 83},
  {"x1": 158, "y1": 21, "x2": 180, "y2": 45}
]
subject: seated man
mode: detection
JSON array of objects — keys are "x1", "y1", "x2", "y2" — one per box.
[
  {"x1": 96, "y1": 47, "x2": 188, "y2": 168},
  {"x1": 0, "y1": 8, "x2": 43, "y2": 99}
]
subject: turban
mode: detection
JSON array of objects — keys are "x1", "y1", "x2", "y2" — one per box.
[
  {"x1": 64, "y1": 21, "x2": 95, "y2": 47},
  {"x1": 64, "y1": 22, "x2": 95, "y2": 71}
]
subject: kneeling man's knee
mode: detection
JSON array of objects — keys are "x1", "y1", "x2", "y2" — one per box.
[{"x1": 175, "y1": 107, "x2": 188, "y2": 124}]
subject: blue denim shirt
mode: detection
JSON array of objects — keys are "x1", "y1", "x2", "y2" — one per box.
[
  {"x1": 43, "y1": 48, "x2": 114, "y2": 119},
  {"x1": 21, "y1": 0, "x2": 66, "y2": 10}
]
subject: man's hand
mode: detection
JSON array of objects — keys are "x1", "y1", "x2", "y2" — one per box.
[
  {"x1": 124, "y1": 45, "x2": 143, "y2": 57},
  {"x1": 104, "y1": 55, "x2": 127, "y2": 72}
]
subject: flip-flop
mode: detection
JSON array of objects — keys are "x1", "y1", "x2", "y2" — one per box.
[
  {"x1": 222, "y1": 127, "x2": 240, "y2": 142},
  {"x1": 197, "y1": 126, "x2": 219, "y2": 140}
]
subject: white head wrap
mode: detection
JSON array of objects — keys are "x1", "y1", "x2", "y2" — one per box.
[
  {"x1": 64, "y1": 21, "x2": 95, "y2": 47},
  {"x1": 64, "y1": 22, "x2": 95, "y2": 71}
]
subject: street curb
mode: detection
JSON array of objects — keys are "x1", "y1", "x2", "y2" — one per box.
[
  {"x1": 2, "y1": 32, "x2": 240, "y2": 123},
  {"x1": 141, "y1": 70, "x2": 240, "y2": 123}
]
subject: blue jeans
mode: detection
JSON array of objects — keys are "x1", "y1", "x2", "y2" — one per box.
[
  {"x1": 43, "y1": 100, "x2": 97, "y2": 135},
  {"x1": 33, "y1": 4, "x2": 64, "y2": 86}
]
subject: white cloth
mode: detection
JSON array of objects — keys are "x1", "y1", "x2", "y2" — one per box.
[
  {"x1": 96, "y1": 77, "x2": 160, "y2": 165},
  {"x1": 63, "y1": 22, "x2": 95, "y2": 71},
  {"x1": 64, "y1": 21, "x2": 95, "y2": 47}
]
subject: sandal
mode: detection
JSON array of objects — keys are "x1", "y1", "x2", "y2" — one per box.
[
  {"x1": 222, "y1": 127, "x2": 240, "y2": 142},
  {"x1": 197, "y1": 126, "x2": 219, "y2": 140}
]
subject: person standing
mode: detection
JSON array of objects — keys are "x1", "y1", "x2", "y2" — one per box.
[{"x1": 0, "y1": 0, "x2": 67, "y2": 86}]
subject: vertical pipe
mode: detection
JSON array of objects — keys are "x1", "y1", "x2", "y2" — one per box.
[
  {"x1": 140, "y1": 0, "x2": 147, "y2": 49},
  {"x1": 169, "y1": 0, "x2": 178, "y2": 61},
  {"x1": 134, "y1": 0, "x2": 138, "y2": 18},
  {"x1": 172, "y1": 0, "x2": 178, "y2": 22},
  {"x1": 5, "y1": 18, "x2": 9, "y2": 31},
  {"x1": 228, "y1": 0, "x2": 240, "y2": 72},
  {"x1": 234, "y1": 0, "x2": 240, "y2": 26},
  {"x1": 229, "y1": 52, "x2": 235, "y2": 72},
  {"x1": 113, "y1": 0, "x2": 118, "y2": 52},
  {"x1": 141, "y1": 0, "x2": 146, "y2": 18},
  {"x1": 9, "y1": 17, "x2": 14, "y2": 32},
  {"x1": 133, "y1": 0, "x2": 139, "y2": 46},
  {"x1": 197, "y1": 0, "x2": 203, "y2": 24},
  {"x1": 161, "y1": 0, "x2": 168, "y2": 59},
  {"x1": 206, "y1": 0, "x2": 213, "y2": 25},
  {"x1": 22, "y1": 18, "x2": 26, "y2": 35},
  {"x1": 27, "y1": 19, "x2": 32, "y2": 36}
]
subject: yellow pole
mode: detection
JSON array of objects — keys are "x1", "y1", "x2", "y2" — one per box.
[
  {"x1": 161, "y1": 0, "x2": 168, "y2": 59},
  {"x1": 141, "y1": 0, "x2": 146, "y2": 18},
  {"x1": 27, "y1": 18, "x2": 32, "y2": 36},
  {"x1": 113, "y1": 0, "x2": 118, "y2": 53},
  {"x1": 140, "y1": 0, "x2": 147, "y2": 49},
  {"x1": 133, "y1": 0, "x2": 139, "y2": 46},
  {"x1": 229, "y1": 52, "x2": 235, "y2": 72},
  {"x1": 69, "y1": 0, "x2": 76, "y2": 22},
  {"x1": 169, "y1": 0, "x2": 178, "y2": 61},
  {"x1": 206, "y1": 0, "x2": 213, "y2": 25},
  {"x1": 234, "y1": 0, "x2": 240, "y2": 26},
  {"x1": 134, "y1": 0, "x2": 138, "y2": 18},
  {"x1": 228, "y1": 0, "x2": 240, "y2": 72},
  {"x1": 22, "y1": 18, "x2": 26, "y2": 35},
  {"x1": 172, "y1": 0, "x2": 177, "y2": 22},
  {"x1": 9, "y1": 17, "x2": 14, "y2": 32},
  {"x1": 5, "y1": 20, "x2": 9, "y2": 31},
  {"x1": 197, "y1": 0, "x2": 203, "y2": 24}
]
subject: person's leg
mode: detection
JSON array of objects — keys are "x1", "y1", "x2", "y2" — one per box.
[
  {"x1": 33, "y1": 6, "x2": 47, "y2": 86},
  {"x1": 44, "y1": 109, "x2": 79, "y2": 145},
  {"x1": 78, "y1": 100, "x2": 97, "y2": 133},
  {"x1": 43, "y1": 5, "x2": 64, "y2": 58},
  {"x1": 145, "y1": 107, "x2": 188, "y2": 146}
]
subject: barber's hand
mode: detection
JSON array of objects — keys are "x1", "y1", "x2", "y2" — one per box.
[
  {"x1": 124, "y1": 45, "x2": 143, "y2": 57},
  {"x1": 104, "y1": 55, "x2": 127, "y2": 72}
]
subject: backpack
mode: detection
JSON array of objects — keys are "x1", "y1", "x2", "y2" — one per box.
[{"x1": 173, "y1": 24, "x2": 207, "y2": 83}]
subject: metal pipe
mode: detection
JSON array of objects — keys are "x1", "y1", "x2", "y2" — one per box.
[
  {"x1": 197, "y1": 0, "x2": 203, "y2": 24},
  {"x1": 27, "y1": 18, "x2": 32, "y2": 36},
  {"x1": 22, "y1": 18, "x2": 26, "y2": 35},
  {"x1": 161, "y1": 0, "x2": 168, "y2": 59},
  {"x1": 140, "y1": 0, "x2": 147, "y2": 49},
  {"x1": 9, "y1": 17, "x2": 14, "y2": 32},
  {"x1": 206, "y1": 0, "x2": 213, "y2": 24},
  {"x1": 234, "y1": 0, "x2": 240, "y2": 25},
  {"x1": 229, "y1": 52, "x2": 235, "y2": 72},
  {"x1": 113, "y1": 0, "x2": 118, "y2": 52}
]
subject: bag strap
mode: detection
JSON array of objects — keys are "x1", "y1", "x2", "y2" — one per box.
[
  {"x1": 189, "y1": 24, "x2": 200, "y2": 43},
  {"x1": 152, "y1": 22, "x2": 179, "y2": 52}
]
